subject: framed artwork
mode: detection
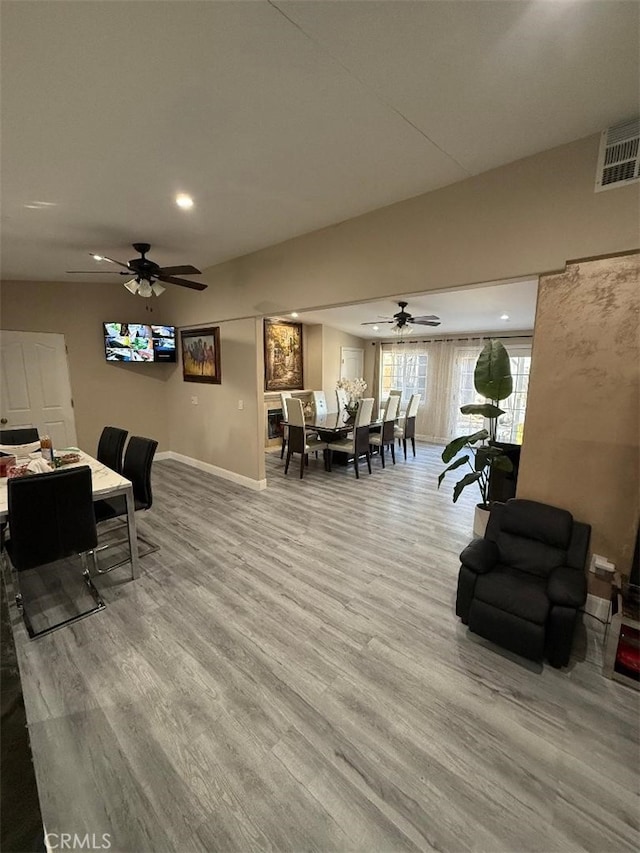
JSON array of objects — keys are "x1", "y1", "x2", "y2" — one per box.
[
  {"x1": 264, "y1": 319, "x2": 303, "y2": 391},
  {"x1": 181, "y1": 326, "x2": 221, "y2": 384}
]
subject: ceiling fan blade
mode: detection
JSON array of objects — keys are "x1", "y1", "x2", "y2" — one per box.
[
  {"x1": 156, "y1": 274, "x2": 207, "y2": 291},
  {"x1": 361, "y1": 320, "x2": 393, "y2": 325},
  {"x1": 67, "y1": 270, "x2": 131, "y2": 275},
  {"x1": 89, "y1": 253, "x2": 131, "y2": 270},
  {"x1": 157, "y1": 264, "x2": 202, "y2": 276},
  {"x1": 413, "y1": 319, "x2": 441, "y2": 326},
  {"x1": 411, "y1": 315, "x2": 440, "y2": 322}
]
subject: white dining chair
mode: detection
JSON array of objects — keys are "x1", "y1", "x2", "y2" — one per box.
[
  {"x1": 312, "y1": 390, "x2": 328, "y2": 416},
  {"x1": 284, "y1": 398, "x2": 328, "y2": 479},
  {"x1": 394, "y1": 393, "x2": 421, "y2": 459},
  {"x1": 280, "y1": 392, "x2": 293, "y2": 459},
  {"x1": 336, "y1": 387, "x2": 349, "y2": 412},
  {"x1": 326, "y1": 397, "x2": 375, "y2": 478},
  {"x1": 369, "y1": 394, "x2": 400, "y2": 468}
]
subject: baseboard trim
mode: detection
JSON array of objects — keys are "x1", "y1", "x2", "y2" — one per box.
[
  {"x1": 154, "y1": 451, "x2": 267, "y2": 492},
  {"x1": 584, "y1": 593, "x2": 610, "y2": 623}
]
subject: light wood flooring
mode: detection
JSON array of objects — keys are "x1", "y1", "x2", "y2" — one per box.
[{"x1": 6, "y1": 443, "x2": 640, "y2": 852}]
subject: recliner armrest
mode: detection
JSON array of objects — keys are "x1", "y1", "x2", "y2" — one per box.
[
  {"x1": 459, "y1": 538, "x2": 499, "y2": 574},
  {"x1": 547, "y1": 566, "x2": 587, "y2": 609}
]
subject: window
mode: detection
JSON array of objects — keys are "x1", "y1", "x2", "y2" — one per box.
[
  {"x1": 452, "y1": 345, "x2": 531, "y2": 445},
  {"x1": 380, "y1": 349, "x2": 428, "y2": 402},
  {"x1": 496, "y1": 354, "x2": 531, "y2": 444}
]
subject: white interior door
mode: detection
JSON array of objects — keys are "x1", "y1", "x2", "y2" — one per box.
[
  {"x1": 0, "y1": 330, "x2": 77, "y2": 448},
  {"x1": 340, "y1": 347, "x2": 364, "y2": 381}
]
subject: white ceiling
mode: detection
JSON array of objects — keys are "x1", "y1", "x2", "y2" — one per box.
[
  {"x1": 1, "y1": 0, "x2": 638, "y2": 282},
  {"x1": 291, "y1": 277, "x2": 539, "y2": 339}
]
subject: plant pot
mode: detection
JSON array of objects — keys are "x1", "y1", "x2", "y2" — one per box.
[{"x1": 473, "y1": 503, "x2": 490, "y2": 538}]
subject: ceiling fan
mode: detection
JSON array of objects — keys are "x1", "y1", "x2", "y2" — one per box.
[
  {"x1": 361, "y1": 301, "x2": 440, "y2": 331},
  {"x1": 66, "y1": 242, "x2": 207, "y2": 296}
]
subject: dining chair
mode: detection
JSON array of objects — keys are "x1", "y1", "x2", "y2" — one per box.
[
  {"x1": 5, "y1": 466, "x2": 105, "y2": 639},
  {"x1": 284, "y1": 399, "x2": 328, "y2": 479},
  {"x1": 96, "y1": 425, "x2": 128, "y2": 474},
  {"x1": 326, "y1": 397, "x2": 375, "y2": 478},
  {"x1": 394, "y1": 393, "x2": 421, "y2": 459},
  {"x1": 93, "y1": 435, "x2": 158, "y2": 572},
  {"x1": 280, "y1": 392, "x2": 293, "y2": 459},
  {"x1": 312, "y1": 391, "x2": 328, "y2": 416},
  {"x1": 369, "y1": 394, "x2": 400, "y2": 468},
  {"x1": 336, "y1": 387, "x2": 349, "y2": 412},
  {"x1": 0, "y1": 427, "x2": 40, "y2": 445}
]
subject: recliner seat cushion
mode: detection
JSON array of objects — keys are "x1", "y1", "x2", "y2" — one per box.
[{"x1": 474, "y1": 565, "x2": 550, "y2": 625}]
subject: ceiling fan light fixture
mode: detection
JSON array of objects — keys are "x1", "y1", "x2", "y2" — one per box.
[
  {"x1": 151, "y1": 281, "x2": 165, "y2": 297},
  {"x1": 392, "y1": 322, "x2": 413, "y2": 336},
  {"x1": 123, "y1": 277, "x2": 140, "y2": 295},
  {"x1": 137, "y1": 280, "x2": 153, "y2": 298}
]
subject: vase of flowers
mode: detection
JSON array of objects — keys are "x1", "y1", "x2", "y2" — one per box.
[{"x1": 337, "y1": 377, "x2": 367, "y2": 420}]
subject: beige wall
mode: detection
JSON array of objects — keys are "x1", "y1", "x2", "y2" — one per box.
[
  {"x1": 303, "y1": 324, "x2": 323, "y2": 392},
  {"x1": 2, "y1": 133, "x2": 638, "y2": 485},
  {"x1": 0, "y1": 280, "x2": 174, "y2": 453},
  {"x1": 166, "y1": 317, "x2": 264, "y2": 483},
  {"x1": 321, "y1": 326, "x2": 372, "y2": 402},
  {"x1": 518, "y1": 253, "x2": 640, "y2": 584},
  {"x1": 160, "y1": 134, "x2": 639, "y2": 326}
]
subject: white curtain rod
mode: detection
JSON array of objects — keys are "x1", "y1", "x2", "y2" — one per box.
[{"x1": 381, "y1": 333, "x2": 533, "y2": 345}]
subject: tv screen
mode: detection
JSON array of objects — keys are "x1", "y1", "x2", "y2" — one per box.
[{"x1": 103, "y1": 323, "x2": 177, "y2": 363}]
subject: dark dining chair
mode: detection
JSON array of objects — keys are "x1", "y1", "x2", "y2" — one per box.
[
  {"x1": 96, "y1": 425, "x2": 128, "y2": 474},
  {"x1": 326, "y1": 398, "x2": 375, "y2": 478},
  {"x1": 93, "y1": 435, "x2": 158, "y2": 572},
  {"x1": 0, "y1": 427, "x2": 39, "y2": 445},
  {"x1": 5, "y1": 466, "x2": 105, "y2": 638},
  {"x1": 369, "y1": 394, "x2": 400, "y2": 467},
  {"x1": 283, "y1": 399, "x2": 328, "y2": 479}
]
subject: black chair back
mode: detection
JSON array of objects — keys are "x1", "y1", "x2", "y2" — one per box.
[
  {"x1": 97, "y1": 426, "x2": 128, "y2": 474},
  {"x1": 8, "y1": 467, "x2": 97, "y2": 571},
  {"x1": 0, "y1": 427, "x2": 39, "y2": 445},
  {"x1": 123, "y1": 436, "x2": 158, "y2": 510}
]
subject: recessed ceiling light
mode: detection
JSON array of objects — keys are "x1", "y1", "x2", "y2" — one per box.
[
  {"x1": 290, "y1": 312, "x2": 298, "y2": 318},
  {"x1": 175, "y1": 193, "x2": 194, "y2": 209},
  {"x1": 92, "y1": 254, "x2": 104, "y2": 261},
  {"x1": 372, "y1": 325, "x2": 379, "y2": 331},
  {"x1": 500, "y1": 313, "x2": 510, "y2": 321}
]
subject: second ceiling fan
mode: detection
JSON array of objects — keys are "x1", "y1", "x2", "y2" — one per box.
[{"x1": 361, "y1": 301, "x2": 441, "y2": 329}]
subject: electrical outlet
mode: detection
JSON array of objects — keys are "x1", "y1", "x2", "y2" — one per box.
[
  {"x1": 191, "y1": 396, "x2": 198, "y2": 405},
  {"x1": 238, "y1": 400, "x2": 244, "y2": 410}
]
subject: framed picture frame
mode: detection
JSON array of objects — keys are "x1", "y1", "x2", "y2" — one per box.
[
  {"x1": 181, "y1": 326, "x2": 221, "y2": 384},
  {"x1": 264, "y1": 319, "x2": 303, "y2": 391}
]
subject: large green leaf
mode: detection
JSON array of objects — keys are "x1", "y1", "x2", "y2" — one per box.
[
  {"x1": 474, "y1": 340, "x2": 513, "y2": 402},
  {"x1": 441, "y1": 429, "x2": 488, "y2": 463},
  {"x1": 437, "y1": 454, "x2": 469, "y2": 486},
  {"x1": 452, "y1": 471, "x2": 482, "y2": 503},
  {"x1": 460, "y1": 403, "x2": 505, "y2": 419}
]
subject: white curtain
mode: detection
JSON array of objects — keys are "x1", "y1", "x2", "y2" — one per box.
[{"x1": 380, "y1": 336, "x2": 532, "y2": 445}]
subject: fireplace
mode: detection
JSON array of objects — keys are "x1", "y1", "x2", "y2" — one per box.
[{"x1": 267, "y1": 408, "x2": 284, "y2": 440}]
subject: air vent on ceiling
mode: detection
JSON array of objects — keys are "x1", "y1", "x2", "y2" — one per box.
[{"x1": 595, "y1": 118, "x2": 640, "y2": 192}]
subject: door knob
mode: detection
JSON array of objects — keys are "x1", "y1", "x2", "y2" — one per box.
[{"x1": 0, "y1": 418, "x2": 7, "y2": 424}]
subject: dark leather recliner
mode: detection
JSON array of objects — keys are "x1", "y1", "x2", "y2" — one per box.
[{"x1": 456, "y1": 499, "x2": 591, "y2": 667}]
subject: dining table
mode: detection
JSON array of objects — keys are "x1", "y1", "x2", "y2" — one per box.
[
  {"x1": 0, "y1": 449, "x2": 140, "y2": 579},
  {"x1": 291, "y1": 411, "x2": 384, "y2": 440}
]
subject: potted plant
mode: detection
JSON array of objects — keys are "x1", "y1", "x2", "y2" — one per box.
[{"x1": 438, "y1": 339, "x2": 514, "y2": 537}]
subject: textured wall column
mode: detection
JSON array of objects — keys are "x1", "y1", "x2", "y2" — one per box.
[{"x1": 517, "y1": 253, "x2": 639, "y2": 590}]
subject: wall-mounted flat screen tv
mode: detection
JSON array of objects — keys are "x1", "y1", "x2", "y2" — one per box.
[{"x1": 103, "y1": 323, "x2": 177, "y2": 363}]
